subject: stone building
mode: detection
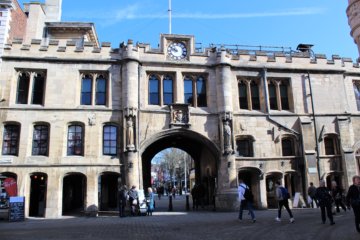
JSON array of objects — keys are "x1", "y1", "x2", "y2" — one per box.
[{"x1": 0, "y1": 2, "x2": 360, "y2": 218}]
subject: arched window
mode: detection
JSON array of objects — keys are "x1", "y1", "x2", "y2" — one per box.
[
  {"x1": 250, "y1": 81, "x2": 260, "y2": 110},
  {"x1": 184, "y1": 77, "x2": 193, "y2": 105},
  {"x1": 324, "y1": 135, "x2": 338, "y2": 155},
  {"x1": 81, "y1": 74, "x2": 92, "y2": 105},
  {"x1": 282, "y1": 138, "x2": 294, "y2": 156},
  {"x1": 163, "y1": 75, "x2": 173, "y2": 105},
  {"x1": 96, "y1": 75, "x2": 107, "y2": 105},
  {"x1": 149, "y1": 75, "x2": 160, "y2": 105},
  {"x1": 196, "y1": 76, "x2": 207, "y2": 107},
  {"x1": 238, "y1": 81, "x2": 248, "y2": 109},
  {"x1": 268, "y1": 81, "x2": 277, "y2": 110},
  {"x1": 2, "y1": 124, "x2": 20, "y2": 156},
  {"x1": 16, "y1": 72, "x2": 30, "y2": 104},
  {"x1": 32, "y1": 124, "x2": 49, "y2": 156},
  {"x1": 103, "y1": 124, "x2": 118, "y2": 156},
  {"x1": 236, "y1": 136, "x2": 254, "y2": 157},
  {"x1": 184, "y1": 75, "x2": 207, "y2": 107},
  {"x1": 67, "y1": 124, "x2": 84, "y2": 156}
]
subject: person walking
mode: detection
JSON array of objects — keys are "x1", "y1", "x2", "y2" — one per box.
[
  {"x1": 146, "y1": 187, "x2": 155, "y2": 216},
  {"x1": 191, "y1": 184, "x2": 199, "y2": 210},
  {"x1": 331, "y1": 181, "x2": 347, "y2": 213},
  {"x1": 128, "y1": 185, "x2": 139, "y2": 216},
  {"x1": 237, "y1": 178, "x2": 256, "y2": 223},
  {"x1": 315, "y1": 180, "x2": 335, "y2": 225},
  {"x1": 308, "y1": 182, "x2": 318, "y2": 208},
  {"x1": 346, "y1": 175, "x2": 360, "y2": 233},
  {"x1": 274, "y1": 181, "x2": 294, "y2": 223},
  {"x1": 118, "y1": 185, "x2": 128, "y2": 217}
]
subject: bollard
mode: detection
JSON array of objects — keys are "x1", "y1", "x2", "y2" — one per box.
[
  {"x1": 186, "y1": 195, "x2": 190, "y2": 211},
  {"x1": 168, "y1": 195, "x2": 173, "y2": 211}
]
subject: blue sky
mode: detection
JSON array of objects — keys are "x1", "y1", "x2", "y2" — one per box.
[{"x1": 18, "y1": 0, "x2": 358, "y2": 60}]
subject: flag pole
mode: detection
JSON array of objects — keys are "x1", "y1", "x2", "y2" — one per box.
[{"x1": 168, "y1": 0, "x2": 172, "y2": 34}]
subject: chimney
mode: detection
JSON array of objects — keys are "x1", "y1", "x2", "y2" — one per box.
[{"x1": 45, "y1": 0, "x2": 62, "y2": 22}]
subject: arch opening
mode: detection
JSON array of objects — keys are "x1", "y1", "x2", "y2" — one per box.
[
  {"x1": 62, "y1": 173, "x2": 86, "y2": 216},
  {"x1": 29, "y1": 172, "x2": 47, "y2": 217}
]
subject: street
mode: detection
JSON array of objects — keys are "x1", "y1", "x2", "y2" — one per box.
[{"x1": 0, "y1": 194, "x2": 358, "y2": 240}]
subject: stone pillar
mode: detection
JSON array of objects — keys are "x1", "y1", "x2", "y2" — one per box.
[
  {"x1": 214, "y1": 48, "x2": 237, "y2": 210},
  {"x1": 337, "y1": 116, "x2": 356, "y2": 187},
  {"x1": 259, "y1": 177, "x2": 268, "y2": 209},
  {"x1": 45, "y1": 171, "x2": 62, "y2": 218},
  {"x1": 85, "y1": 169, "x2": 98, "y2": 216},
  {"x1": 121, "y1": 39, "x2": 141, "y2": 189}
]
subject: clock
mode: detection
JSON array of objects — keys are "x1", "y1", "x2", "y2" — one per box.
[{"x1": 167, "y1": 42, "x2": 187, "y2": 60}]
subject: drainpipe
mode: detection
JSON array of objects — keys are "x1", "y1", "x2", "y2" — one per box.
[{"x1": 307, "y1": 72, "x2": 321, "y2": 181}]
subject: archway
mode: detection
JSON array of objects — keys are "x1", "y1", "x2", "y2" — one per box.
[
  {"x1": 238, "y1": 167, "x2": 262, "y2": 208},
  {"x1": 62, "y1": 173, "x2": 86, "y2": 215},
  {"x1": 29, "y1": 173, "x2": 47, "y2": 217},
  {"x1": 98, "y1": 172, "x2": 120, "y2": 211},
  {"x1": 141, "y1": 129, "x2": 220, "y2": 211}
]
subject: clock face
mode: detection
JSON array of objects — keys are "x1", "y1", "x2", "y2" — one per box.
[{"x1": 167, "y1": 42, "x2": 187, "y2": 60}]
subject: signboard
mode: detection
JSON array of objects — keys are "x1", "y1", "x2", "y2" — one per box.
[
  {"x1": 4, "y1": 178, "x2": 17, "y2": 196},
  {"x1": 9, "y1": 196, "x2": 25, "y2": 222}
]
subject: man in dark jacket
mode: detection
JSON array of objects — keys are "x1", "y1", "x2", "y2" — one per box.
[
  {"x1": 118, "y1": 185, "x2": 128, "y2": 217},
  {"x1": 346, "y1": 175, "x2": 360, "y2": 233},
  {"x1": 315, "y1": 180, "x2": 335, "y2": 225}
]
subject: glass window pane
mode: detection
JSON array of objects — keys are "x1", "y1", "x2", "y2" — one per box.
[
  {"x1": 163, "y1": 76, "x2": 173, "y2": 105},
  {"x1": 268, "y1": 83, "x2": 277, "y2": 110},
  {"x1": 32, "y1": 74, "x2": 45, "y2": 105},
  {"x1": 32, "y1": 125, "x2": 49, "y2": 156},
  {"x1": 196, "y1": 77, "x2": 207, "y2": 107},
  {"x1": 96, "y1": 78, "x2": 106, "y2": 105},
  {"x1": 2, "y1": 125, "x2": 20, "y2": 155},
  {"x1": 251, "y1": 82, "x2": 260, "y2": 110},
  {"x1": 184, "y1": 78, "x2": 193, "y2": 105},
  {"x1": 354, "y1": 83, "x2": 360, "y2": 111},
  {"x1": 103, "y1": 125, "x2": 117, "y2": 156},
  {"x1": 67, "y1": 125, "x2": 83, "y2": 156},
  {"x1": 280, "y1": 84, "x2": 289, "y2": 110},
  {"x1": 238, "y1": 82, "x2": 248, "y2": 109},
  {"x1": 81, "y1": 77, "x2": 92, "y2": 105},
  {"x1": 149, "y1": 75, "x2": 159, "y2": 105},
  {"x1": 17, "y1": 73, "x2": 30, "y2": 104}
]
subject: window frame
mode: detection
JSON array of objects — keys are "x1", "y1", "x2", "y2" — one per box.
[
  {"x1": 103, "y1": 124, "x2": 118, "y2": 156},
  {"x1": 2, "y1": 124, "x2": 20, "y2": 156},
  {"x1": 236, "y1": 136, "x2": 254, "y2": 157},
  {"x1": 183, "y1": 74, "x2": 207, "y2": 108},
  {"x1": 67, "y1": 124, "x2": 84, "y2": 156},
  {"x1": 32, "y1": 124, "x2": 50, "y2": 156}
]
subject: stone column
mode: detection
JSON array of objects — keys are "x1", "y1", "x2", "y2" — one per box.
[
  {"x1": 214, "y1": 48, "x2": 237, "y2": 210},
  {"x1": 121, "y1": 40, "x2": 141, "y2": 189},
  {"x1": 259, "y1": 177, "x2": 267, "y2": 209},
  {"x1": 85, "y1": 169, "x2": 98, "y2": 216},
  {"x1": 45, "y1": 171, "x2": 62, "y2": 218}
]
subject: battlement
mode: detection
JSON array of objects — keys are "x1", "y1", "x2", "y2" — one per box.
[{"x1": 3, "y1": 38, "x2": 358, "y2": 70}]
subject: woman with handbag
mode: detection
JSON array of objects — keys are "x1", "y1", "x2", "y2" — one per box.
[{"x1": 346, "y1": 175, "x2": 360, "y2": 233}]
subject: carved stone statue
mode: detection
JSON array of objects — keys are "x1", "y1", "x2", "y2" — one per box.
[
  {"x1": 126, "y1": 118, "x2": 135, "y2": 149},
  {"x1": 223, "y1": 121, "x2": 232, "y2": 153}
]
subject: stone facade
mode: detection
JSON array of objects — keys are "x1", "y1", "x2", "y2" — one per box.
[{"x1": 0, "y1": 2, "x2": 360, "y2": 218}]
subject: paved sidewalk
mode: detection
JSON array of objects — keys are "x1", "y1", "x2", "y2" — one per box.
[{"x1": 0, "y1": 195, "x2": 358, "y2": 240}]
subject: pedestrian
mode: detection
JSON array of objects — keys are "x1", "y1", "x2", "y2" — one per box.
[
  {"x1": 191, "y1": 184, "x2": 199, "y2": 210},
  {"x1": 346, "y1": 175, "x2": 360, "y2": 233},
  {"x1": 274, "y1": 181, "x2": 294, "y2": 223},
  {"x1": 331, "y1": 180, "x2": 347, "y2": 213},
  {"x1": 237, "y1": 178, "x2": 256, "y2": 223},
  {"x1": 315, "y1": 180, "x2": 335, "y2": 225},
  {"x1": 146, "y1": 187, "x2": 155, "y2": 216},
  {"x1": 128, "y1": 185, "x2": 139, "y2": 216},
  {"x1": 308, "y1": 182, "x2": 318, "y2": 208},
  {"x1": 118, "y1": 185, "x2": 128, "y2": 217}
]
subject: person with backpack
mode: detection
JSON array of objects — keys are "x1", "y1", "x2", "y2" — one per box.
[
  {"x1": 346, "y1": 175, "x2": 360, "y2": 232},
  {"x1": 275, "y1": 181, "x2": 294, "y2": 223},
  {"x1": 237, "y1": 178, "x2": 256, "y2": 223},
  {"x1": 315, "y1": 180, "x2": 335, "y2": 225}
]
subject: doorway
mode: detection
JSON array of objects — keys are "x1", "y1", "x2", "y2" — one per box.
[
  {"x1": 62, "y1": 173, "x2": 86, "y2": 215},
  {"x1": 29, "y1": 173, "x2": 47, "y2": 217}
]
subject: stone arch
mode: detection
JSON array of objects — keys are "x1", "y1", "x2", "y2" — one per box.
[
  {"x1": 140, "y1": 128, "x2": 220, "y2": 207},
  {"x1": 62, "y1": 172, "x2": 87, "y2": 215}
]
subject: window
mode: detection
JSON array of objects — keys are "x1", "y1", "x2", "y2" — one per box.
[
  {"x1": 183, "y1": 75, "x2": 207, "y2": 107},
  {"x1": 2, "y1": 124, "x2": 20, "y2": 156},
  {"x1": 353, "y1": 82, "x2": 360, "y2": 111},
  {"x1": 238, "y1": 81, "x2": 248, "y2": 109},
  {"x1": 32, "y1": 125, "x2": 49, "y2": 156},
  {"x1": 96, "y1": 75, "x2": 107, "y2": 105},
  {"x1": 268, "y1": 78, "x2": 291, "y2": 111},
  {"x1": 163, "y1": 75, "x2": 173, "y2": 105},
  {"x1": 80, "y1": 73, "x2": 108, "y2": 106},
  {"x1": 149, "y1": 75, "x2": 160, "y2": 105},
  {"x1": 238, "y1": 78, "x2": 260, "y2": 110},
  {"x1": 103, "y1": 125, "x2": 118, "y2": 155},
  {"x1": 324, "y1": 136, "x2": 337, "y2": 155},
  {"x1": 67, "y1": 125, "x2": 84, "y2": 156},
  {"x1": 282, "y1": 138, "x2": 294, "y2": 156},
  {"x1": 236, "y1": 137, "x2": 254, "y2": 157},
  {"x1": 148, "y1": 73, "x2": 174, "y2": 106},
  {"x1": 16, "y1": 71, "x2": 46, "y2": 105}
]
